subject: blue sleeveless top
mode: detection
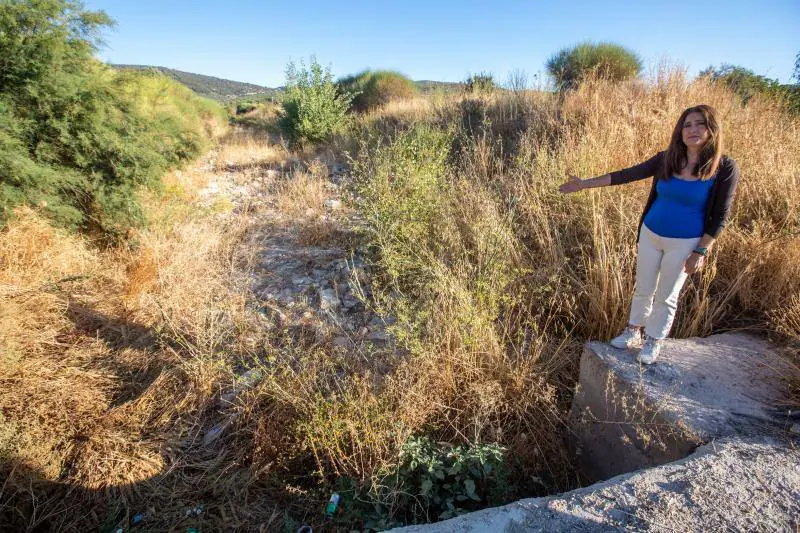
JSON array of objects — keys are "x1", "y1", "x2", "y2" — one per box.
[{"x1": 642, "y1": 176, "x2": 715, "y2": 238}]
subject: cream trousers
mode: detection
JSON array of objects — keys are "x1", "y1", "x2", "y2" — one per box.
[{"x1": 629, "y1": 224, "x2": 701, "y2": 340}]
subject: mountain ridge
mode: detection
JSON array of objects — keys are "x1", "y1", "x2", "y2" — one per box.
[
  {"x1": 112, "y1": 64, "x2": 279, "y2": 101},
  {"x1": 113, "y1": 65, "x2": 463, "y2": 101}
]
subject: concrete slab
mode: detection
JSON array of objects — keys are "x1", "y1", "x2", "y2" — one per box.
[
  {"x1": 570, "y1": 332, "x2": 790, "y2": 481},
  {"x1": 391, "y1": 438, "x2": 799, "y2": 532}
]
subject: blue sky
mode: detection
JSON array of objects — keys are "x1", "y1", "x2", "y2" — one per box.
[{"x1": 85, "y1": 0, "x2": 799, "y2": 88}]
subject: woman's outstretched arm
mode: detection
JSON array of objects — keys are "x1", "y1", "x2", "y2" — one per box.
[
  {"x1": 559, "y1": 173, "x2": 611, "y2": 194},
  {"x1": 559, "y1": 152, "x2": 664, "y2": 194}
]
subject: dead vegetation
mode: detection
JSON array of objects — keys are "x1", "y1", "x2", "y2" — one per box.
[{"x1": 1, "y1": 68, "x2": 799, "y2": 531}]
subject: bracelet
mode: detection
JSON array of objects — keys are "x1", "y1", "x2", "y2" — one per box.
[{"x1": 693, "y1": 247, "x2": 708, "y2": 256}]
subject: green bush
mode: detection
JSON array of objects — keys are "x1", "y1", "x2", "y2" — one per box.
[
  {"x1": 278, "y1": 57, "x2": 354, "y2": 144},
  {"x1": 0, "y1": 0, "x2": 225, "y2": 236},
  {"x1": 546, "y1": 41, "x2": 642, "y2": 90},
  {"x1": 337, "y1": 70, "x2": 417, "y2": 112},
  {"x1": 700, "y1": 64, "x2": 800, "y2": 113},
  {"x1": 235, "y1": 102, "x2": 258, "y2": 115},
  {"x1": 352, "y1": 124, "x2": 452, "y2": 297},
  {"x1": 464, "y1": 72, "x2": 496, "y2": 95},
  {"x1": 334, "y1": 437, "x2": 508, "y2": 528}
]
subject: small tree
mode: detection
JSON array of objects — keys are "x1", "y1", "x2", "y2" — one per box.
[
  {"x1": 700, "y1": 64, "x2": 783, "y2": 103},
  {"x1": 546, "y1": 42, "x2": 642, "y2": 90},
  {"x1": 279, "y1": 57, "x2": 353, "y2": 144},
  {"x1": 464, "y1": 72, "x2": 496, "y2": 94}
]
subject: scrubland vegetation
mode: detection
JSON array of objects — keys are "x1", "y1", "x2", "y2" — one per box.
[
  {"x1": 337, "y1": 70, "x2": 418, "y2": 112},
  {"x1": 0, "y1": 1, "x2": 226, "y2": 238},
  {"x1": 2, "y1": 2, "x2": 799, "y2": 530}
]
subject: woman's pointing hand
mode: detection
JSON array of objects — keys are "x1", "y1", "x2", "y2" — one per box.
[{"x1": 559, "y1": 175, "x2": 585, "y2": 194}]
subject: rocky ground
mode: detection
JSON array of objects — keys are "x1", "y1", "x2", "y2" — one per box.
[{"x1": 191, "y1": 137, "x2": 397, "y2": 446}]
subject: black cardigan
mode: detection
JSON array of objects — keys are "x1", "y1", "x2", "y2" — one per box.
[{"x1": 608, "y1": 151, "x2": 740, "y2": 238}]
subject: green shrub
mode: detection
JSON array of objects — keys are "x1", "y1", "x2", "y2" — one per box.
[
  {"x1": 464, "y1": 72, "x2": 496, "y2": 95},
  {"x1": 0, "y1": 0, "x2": 225, "y2": 236},
  {"x1": 352, "y1": 124, "x2": 452, "y2": 297},
  {"x1": 546, "y1": 41, "x2": 642, "y2": 90},
  {"x1": 392, "y1": 436, "x2": 507, "y2": 521},
  {"x1": 700, "y1": 64, "x2": 782, "y2": 103},
  {"x1": 334, "y1": 437, "x2": 508, "y2": 527},
  {"x1": 700, "y1": 64, "x2": 800, "y2": 113},
  {"x1": 337, "y1": 69, "x2": 417, "y2": 112},
  {"x1": 278, "y1": 57, "x2": 354, "y2": 144},
  {"x1": 336, "y1": 70, "x2": 417, "y2": 112},
  {"x1": 235, "y1": 102, "x2": 258, "y2": 115}
]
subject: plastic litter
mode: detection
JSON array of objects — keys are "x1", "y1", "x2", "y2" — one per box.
[
  {"x1": 132, "y1": 514, "x2": 144, "y2": 524},
  {"x1": 324, "y1": 493, "x2": 340, "y2": 518}
]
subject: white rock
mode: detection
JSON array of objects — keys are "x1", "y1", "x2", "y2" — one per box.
[
  {"x1": 319, "y1": 288, "x2": 340, "y2": 311},
  {"x1": 324, "y1": 199, "x2": 342, "y2": 210}
]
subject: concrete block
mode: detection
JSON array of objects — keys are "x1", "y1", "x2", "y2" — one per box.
[{"x1": 570, "y1": 332, "x2": 789, "y2": 481}]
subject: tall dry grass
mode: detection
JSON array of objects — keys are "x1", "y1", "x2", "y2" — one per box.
[
  {"x1": 2, "y1": 69, "x2": 798, "y2": 530},
  {"x1": 288, "y1": 68, "x2": 800, "y2": 511},
  {"x1": 0, "y1": 134, "x2": 292, "y2": 530}
]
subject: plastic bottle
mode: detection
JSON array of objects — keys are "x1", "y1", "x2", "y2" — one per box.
[{"x1": 324, "y1": 493, "x2": 340, "y2": 518}]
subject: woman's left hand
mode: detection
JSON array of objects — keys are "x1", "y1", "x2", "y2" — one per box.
[{"x1": 684, "y1": 252, "x2": 705, "y2": 274}]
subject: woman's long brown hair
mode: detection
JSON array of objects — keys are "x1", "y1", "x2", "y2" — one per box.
[{"x1": 664, "y1": 104, "x2": 723, "y2": 180}]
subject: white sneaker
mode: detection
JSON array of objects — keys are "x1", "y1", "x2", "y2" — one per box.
[
  {"x1": 637, "y1": 336, "x2": 663, "y2": 364},
  {"x1": 610, "y1": 326, "x2": 642, "y2": 349}
]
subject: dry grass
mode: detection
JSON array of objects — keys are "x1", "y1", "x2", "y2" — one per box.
[
  {"x1": 305, "y1": 69, "x2": 800, "y2": 507},
  {"x1": 215, "y1": 128, "x2": 291, "y2": 172},
  {"x1": 3, "y1": 68, "x2": 799, "y2": 531},
  {"x1": 0, "y1": 137, "x2": 289, "y2": 530}
]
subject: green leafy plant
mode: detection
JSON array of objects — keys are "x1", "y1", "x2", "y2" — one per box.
[
  {"x1": 332, "y1": 436, "x2": 509, "y2": 529},
  {"x1": 546, "y1": 41, "x2": 642, "y2": 90},
  {"x1": 464, "y1": 72, "x2": 496, "y2": 95},
  {"x1": 235, "y1": 102, "x2": 258, "y2": 115},
  {"x1": 278, "y1": 56, "x2": 354, "y2": 144},
  {"x1": 394, "y1": 436, "x2": 507, "y2": 520}
]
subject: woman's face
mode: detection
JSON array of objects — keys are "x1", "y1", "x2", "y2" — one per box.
[{"x1": 681, "y1": 111, "x2": 710, "y2": 150}]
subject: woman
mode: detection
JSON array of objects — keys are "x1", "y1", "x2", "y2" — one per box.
[{"x1": 559, "y1": 104, "x2": 740, "y2": 364}]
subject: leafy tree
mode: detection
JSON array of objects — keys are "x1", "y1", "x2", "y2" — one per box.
[
  {"x1": 699, "y1": 64, "x2": 783, "y2": 103},
  {"x1": 279, "y1": 57, "x2": 353, "y2": 144},
  {"x1": 546, "y1": 42, "x2": 642, "y2": 90},
  {"x1": 0, "y1": 0, "x2": 113, "y2": 96},
  {"x1": 0, "y1": 0, "x2": 224, "y2": 236}
]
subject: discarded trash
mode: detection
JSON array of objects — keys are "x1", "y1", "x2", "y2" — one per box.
[
  {"x1": 187, "y1": 528, "x2": 199, "y2": 533},
  {"x1": 297, "y1": 527, "x2": 313, "y2": 533},
  {"x1": 132, "y1": 513, "x2": 144, "y2": 524},
  {"x1": 203, "y1": 415, "x2": 238, "y2": 445},
  {"x1": 324, "y1": 493, "x2": 340, "y2": 518},
  {"x1": 184, "y1": 504, "x2": 205, "y2": 517}
]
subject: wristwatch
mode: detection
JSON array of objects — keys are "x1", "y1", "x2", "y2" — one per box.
[{"x1": 692, "y1": 246, "x2": 708, "y2": 256}]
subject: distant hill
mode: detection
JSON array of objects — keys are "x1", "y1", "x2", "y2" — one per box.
[
  {"x1": 415, "y1": 80, "x2": 464, "y2": 93},
  {"x1": 112, "y1": 65, "x2": 461, "y2": 101},
  {"x1": 112, "y1": 65, "x2": 280, "y2": 101}
]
